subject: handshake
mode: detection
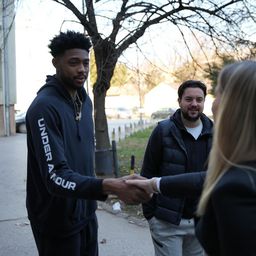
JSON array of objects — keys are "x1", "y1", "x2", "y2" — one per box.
[{"x1": 102, "y1": 174, "x2": 159, "y2": 205}]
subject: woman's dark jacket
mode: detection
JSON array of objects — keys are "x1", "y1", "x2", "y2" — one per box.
[
  {"x1": 160, "y1": 172, "x2": 206, "y2": 197},
  {"x1": 141, "y1": 110, "x2": 213, "y2": 224},
  {"x1": 158, "y1": 162, "x2": 256, "y2": 255},
  {"x1": 196, "y1": 162, "x2": 256, "y2": 256},
  {"x1": 26, "y1": 75, "x2": 106, "y2": 237}
]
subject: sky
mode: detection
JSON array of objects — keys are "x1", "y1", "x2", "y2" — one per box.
[
  {"x1": 15, "y1": 0, "x2": 83, "y2": 110},
  {"x1": 15, "y1": 0, "x2": 195, "y2": 111},
  {"x1": 15, "y1": 0, "x2": 220, "y2": 112}
]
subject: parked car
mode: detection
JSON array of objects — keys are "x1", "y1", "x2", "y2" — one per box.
[
  {"x1": 151, "y1": 108, "x2": 175, "y2": 119},
  {"x1": 106, "y1": 107, "x2": 132, "y2": 119},
  {"x1": 116, "y1": 107, "x2": 132, "y2": 119},
  {"x1": 15, "y1": 111, "x2": 26, "y2": 133}
]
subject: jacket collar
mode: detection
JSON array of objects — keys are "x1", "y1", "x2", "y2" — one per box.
[
  {"x1": 38, "y1": 75, "x2": 87, "y2": 103},
  {"x1": 171, "y1": 109, "x2": 213, "y2": 136}
]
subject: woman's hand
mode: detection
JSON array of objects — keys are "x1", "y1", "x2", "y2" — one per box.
[{"x1": 125, "y1": 177, "x2": 159, "y2": 195}]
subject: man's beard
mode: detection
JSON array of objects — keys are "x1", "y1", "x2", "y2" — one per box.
[{"x1": 181, "y1": 110, "x2": 201, "y2": 122}]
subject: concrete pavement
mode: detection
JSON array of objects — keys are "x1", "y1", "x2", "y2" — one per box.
[{"x1": 0, "y1": 134, "x2": 154, "y2": 256}]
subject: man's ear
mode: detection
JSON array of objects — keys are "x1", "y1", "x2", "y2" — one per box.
[{"x1": 52, "y1": 58, "x2": 57, "y2": 68}]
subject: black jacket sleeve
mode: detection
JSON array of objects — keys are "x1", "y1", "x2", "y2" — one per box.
[
  {"x1": 160, "y1": 172, "x2": 206, "y2": 197},
  {"x1": 26, "y1": 102, "x2": 107, "y2": 201}
]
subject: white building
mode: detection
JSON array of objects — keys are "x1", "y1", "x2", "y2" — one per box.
[
  {"x1": 105, "y1": 83, "x2": 140, "y2": 109},
  {"x1": 144, "y1": 83, "x2": 179, "y2": 116},
  {"x1": 143, "y1": 82, "x2": 214, "y2": 117}
]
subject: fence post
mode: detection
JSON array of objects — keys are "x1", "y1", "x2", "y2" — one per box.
[
  {"x1": 111, "y1": 128, "x2": 115, "y2": 141},
  {"x1": 118, "y1": 126, "x2": 121, "y2": 141},
  {"x1": 130, "y1": 155, "x2": 135, "y2": 175},
  {"x1": 112, "y1": 140, "x2": 119, "y2": 177}
]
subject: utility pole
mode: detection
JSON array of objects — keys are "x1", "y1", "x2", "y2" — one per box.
[
  {"x1": 2, "y1": 0, "x2": 10, "y2": 136},
  {"x1": 136, "y1": 47, "x2": 143, "y2": 124},
  {"x1": 0, "y1": 0, "x2": 16, "y2": 136}
]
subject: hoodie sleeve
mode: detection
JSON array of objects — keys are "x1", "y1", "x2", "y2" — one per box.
[{"x1": 26, "y1": 102, "x2": 107, "y2": 201}]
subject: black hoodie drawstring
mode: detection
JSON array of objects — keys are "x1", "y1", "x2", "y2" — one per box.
[{"x1": 73, "y1": 94, "x2": 82, "y2": 141}]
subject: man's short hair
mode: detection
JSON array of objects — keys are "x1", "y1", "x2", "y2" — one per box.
[
  {"x1": 178, "y1": 80, "x2": 207, "y2": 99},
  {"x1": 48, "y1": 30, "x2": 92, "y2": 57}
]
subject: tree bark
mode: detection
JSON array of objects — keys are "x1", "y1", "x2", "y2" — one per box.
[
  {"x1": 93, "y1": 39, "x2": 117, "y2": 150},
  {"x1": 93, "y1": 89, "x2": 110, "y2": 150}
]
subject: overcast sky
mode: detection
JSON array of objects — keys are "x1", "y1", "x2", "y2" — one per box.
[{"x1": 14, "y1": 0, "x2": 193, "y2": 111}]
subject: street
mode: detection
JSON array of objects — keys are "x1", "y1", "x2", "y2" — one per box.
[{"x1": 0, "y1": 134, "x2": 154, "y2": 256}]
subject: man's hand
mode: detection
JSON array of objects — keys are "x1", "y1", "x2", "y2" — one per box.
[{"x1": 102, "y1": 175, "x2": 152, "y2": 205}]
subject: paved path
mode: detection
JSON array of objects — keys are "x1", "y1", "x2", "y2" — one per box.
[{"x1": 0, "y1": 134, "x2": 154, "y2": 256}]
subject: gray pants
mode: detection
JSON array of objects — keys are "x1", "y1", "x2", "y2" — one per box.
[{"x1": 148, "y1": 217, "x2": 204, "y2": 256}]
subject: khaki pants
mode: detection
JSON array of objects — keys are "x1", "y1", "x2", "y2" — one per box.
[{"x1": 148, "y1": 217, "x2": 204, "y2": 256}]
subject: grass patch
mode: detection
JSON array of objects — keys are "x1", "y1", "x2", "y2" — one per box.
[{"x1": 116, "y1": 125, "x2": 156, "y2": 176}]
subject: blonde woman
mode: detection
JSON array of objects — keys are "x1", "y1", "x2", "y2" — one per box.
[
  {"x1": 127, "y1": 60, "x2": 256, "y2": 255},
  {"x1": 195, "y1": 60, "x2": 256, "y2": 255}
]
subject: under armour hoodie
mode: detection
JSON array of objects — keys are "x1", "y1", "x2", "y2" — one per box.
[{"x1": 26, "y1": 75, "x2": 107, "y2": 237}]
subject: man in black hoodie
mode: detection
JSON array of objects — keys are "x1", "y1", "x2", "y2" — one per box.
[{"x1": 26, "y1": 30, "x2": 149, "y2": 256}]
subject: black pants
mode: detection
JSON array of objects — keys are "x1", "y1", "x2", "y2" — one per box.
[{"x1": 31, "y1": 218, "x2": 98, "y2": 256}]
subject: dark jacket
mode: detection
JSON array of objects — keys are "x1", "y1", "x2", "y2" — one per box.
[
  {"x1": 196, "y1": 162, "x2": 256, "y2": 256},
  {"x1": 160, "y1": 172, "x2": 206, "y2": 197},
  {"x1": 26, "y1": 75, "x2": 106, "y2": 237},
  {"x1": 141, "y1": 109, "x2": 213, "y2": 224}
]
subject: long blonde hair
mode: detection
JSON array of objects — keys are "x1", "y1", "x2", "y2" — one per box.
[{"x1": 197, "y1": 60, "x2": 256, "y2": 215}]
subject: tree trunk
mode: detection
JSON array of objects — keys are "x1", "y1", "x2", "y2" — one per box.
[
  {"x1": 92, "y1": 39, "x2": 117, "y2": 150},
  {"x1": 93, "y1": 89, "x2": 110, "y2": 150}
]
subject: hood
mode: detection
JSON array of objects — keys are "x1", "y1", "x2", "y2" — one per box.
[
  {"x1": 171, "y1": 109, "x2": 186, "y2": 131},
  {"x1": 37, "y1": 75, "x2": 88, "y2": 141},
  {"x1": 37, "y1": 75, "x2": 87, "y2": 103}
]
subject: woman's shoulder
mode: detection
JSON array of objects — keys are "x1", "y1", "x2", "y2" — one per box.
[{"x1": 215, "y1": 162, "x2": 256, "y2": 195}]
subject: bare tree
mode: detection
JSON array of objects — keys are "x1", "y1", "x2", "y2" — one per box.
[{"x1": 51, "y1": 0, "x2": 256, "y2": 150}]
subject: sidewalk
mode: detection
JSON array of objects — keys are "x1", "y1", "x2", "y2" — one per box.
[{"x1": 0, "y1": 134, "x2": 154, "y2": 256}]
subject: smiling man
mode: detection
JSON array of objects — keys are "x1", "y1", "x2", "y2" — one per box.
[
  {"x1": 141, "y1": 80, "x2": 213, "y2": 256},
  {"x1": 25, "y1": 30, "x2": 150, "y2": 256}
]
